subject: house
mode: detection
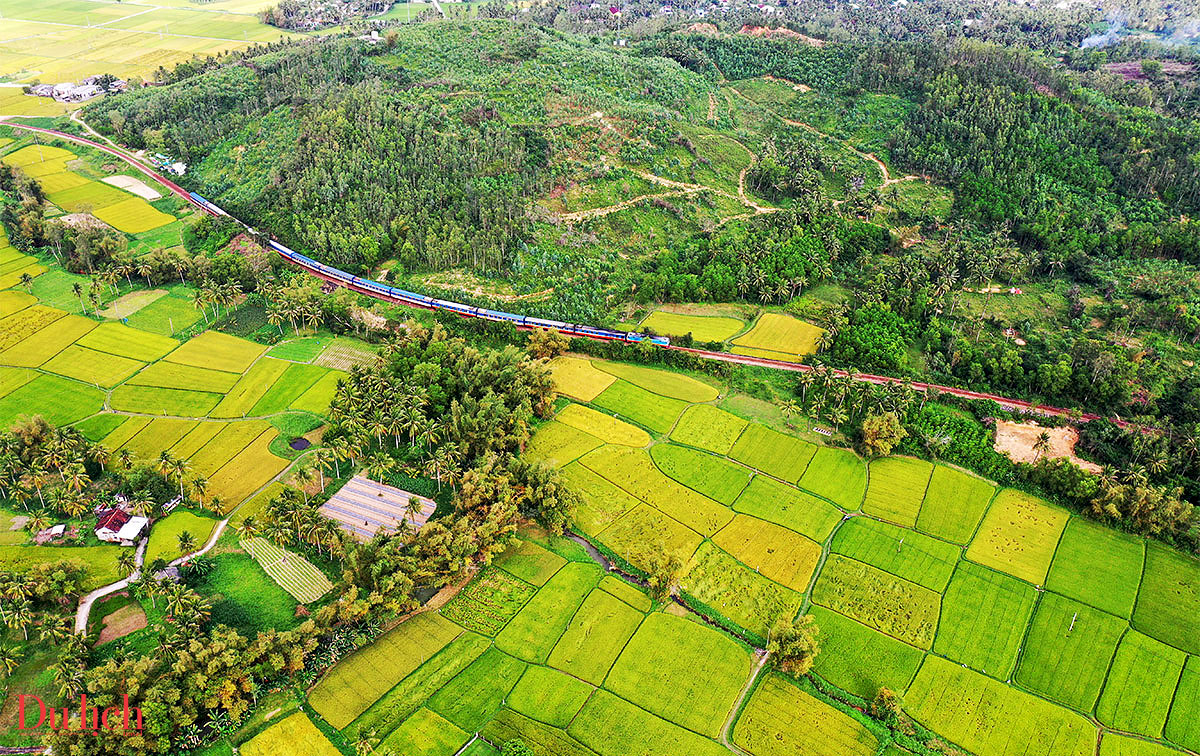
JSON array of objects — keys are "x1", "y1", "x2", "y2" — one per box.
[
  {"x1": 28, "y1": 84, "x2": 54, "y2": 98},
  {"x1": 95, "y1": 509, "x2": 149, "y2": 546}
]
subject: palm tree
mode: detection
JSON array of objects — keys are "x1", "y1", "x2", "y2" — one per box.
[
  {"x1": 37, "y1": 616, "x2": 71, "y2": 645},
  {"x1": 190, "y1": 476, "x2": 209, "y2": 510},
  {"x1": 18, "y1": 273, "x2": 34, "y2": 294},
  {"x1": 177, "y1": 530, "x2": 197, "y2": 556},
  {"x1": 71, "y1": 282, "x2": 87, "y2": 314},
  {"x1": 236, "y1": 516, "x2": 260, "y2": 540},
  {"x1": 292, "y1": 465, "x2": 315, "y2": 504},
  {"x1": 131, "y1": 497, "x2": 155, "y2": 518},
  {"x1": 403, "y1": 496, "x2": 424, "y2": 526},
  {"x1": 0, "y1": 645, "x2": 21, "y2": 677},
  {"x1": 25, "y1": 510, "x2": 51, "y2": 533},
  {"x1": 117, "y1": 550, "x2": 137, "y2": 578},
  {"x1": 1033, "y1": 431, "x2": 1052, "y2": 462},
  {"x1": 117, "y1": 449, "x2": 134, "y2": 471},
  {"x1": 780, "y1": 400, "x2": 800, "y2": 418},
  {"x1": 8, "y1": 599, "x2": 32, "y2": 641}
]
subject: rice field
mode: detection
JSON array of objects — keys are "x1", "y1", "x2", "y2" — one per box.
[
  {"x1": 906, "y1": 656, "x2": 1096, "y2": 756},
  {"x1": 965, "y1": 489, "x2": 1069, "y2": 586},
  {"x1": 730, "y1": 312, "x2": 825, "y2": 361},
  {"x1": 682, "y1": 541, "x2": 805, "y2": 639},
  {"x1": 1046, "y1": 517, "x2": 1144, "y2": 618},
  {"x1": 109, "y1": 385, "x2": 223, "y2": 416},
  {"x1": 241, "y1": 537, "x2": 333, "y2": 603},
  {"x1": 560, "y1": 462, "x2": 643, "y2": 534},
  {"x1": 649, "y1": 443, "x2": 751, "y2": 504},
  {"x1": 591, "y1": 379, "x2": 688, "y2": 434},
  {"x1": 441, "y1": 567, "x2": 538, "y2": 636},
  {"x1": 1166, "y1": 656, "x2": 1200, "y2": 751},
  {"x1": 309, "y1": 612, "x2": 462, "y2": 729},
  {"x1": 546, "y1": 589, "x2": 644, "y2": 685},
  {"x1": 640, "y1": 310, "x2": 746, "y2": 342},
  {"x1": 494, "y1": 538, "x2": 567, "y2": 587},
  {"x1": 425, "y1": 647, "x2": 526, "y2": 731},
  {"x1": 240, "y1": 712, "x2": 340, "y2": 756},
  {"x1": 145, "y1": 511, "x2": 217, "y2": 566},
  {"x1": 1133, "y1": 544, "x2": 1200, "y2": 655},
  {"x1": 731, "y1": 473, "x2": 843, "y2": 542},
  {"x1": 41, "y1": 344, "x2": 144, "y2": 387},
  {"x1": 164, "y1": 331, "x2": 267, "y2": 373},
  {"x1": 1014, "y1": 592, "x2": 1126, "y2": 712},
  {"x1": 524, "y1": 421, "x2": 603, "y2": 468},
  {"x1": 733, "y1": 674, "x2": 878, "y2": 756},
  {"x1": 595, "y1": 504, "x2": 703, "y2": 569},
  {"x1": 593, "y1": 361, "x2": 719, "y2": 402},
  {"x1": 76, "y1": 322, "x2": 178, "y2": 361},
  {"x1": 669, "y1": 404, "x2": 748, "y2": 454},
  {"x1": 712, "y1": 514, "x2": 822, "y2": 591},
  {"x1": 126, "y1": 361, "x2": 243, "y2": 393},
  {"x1": 728, "y1": 422, "x2": 816, "y2": 482},
  {"x1": 861, "y1": 456, "x2": 933, "y2": 527},
  {"x1": 0, "y1": 373, "x2": 103, "y2": 425},
  {"x1": 811, "y1": 553, "x2": 941, "y2": 648},
  {"x1": 933, "y1": 560, "x2": 1037, "y2": 679},
  {"x1": 556, "y1": 403, "x2": 650, "y2": 446},
  {"x1": 376, "y1": 707, "x2": 469, "y2": 756},
  {"x1": 209, "y1": 357, "x2": 292, "y2": 418},
  {"x1": 604, "y1": 612, "x2": 750, "y2": 738},
  {"x1": 831, "y1": 517, "x2": 959, "y2": 592},
  {"x1": 809, "y1": 606, "x2": 925, "y2": 699},
  {"x1": 916, "y1": 465, "x2": 995, "y2": 544},
  {"x1": 548, "y1": 356, "x2": 616, "y2": 401},
  {"x1": 123, "y1": 291, "x2": 204, "y2": 336},
  {"x1": 798, "y1": 446, "x2": 867, "y2": 509},
  {"x1": 568, "y1": 689, "x2": 731, "y2": 756},
  {"x1": 580, "y1": 445, "x2": 732, "y2": 536},
  {"x1": 507, "y1": 665, "x2": 593, "y2": 728},
  {"x1": 494, "y1": 562, "x2": 603, "y2": 664},
  {"x1": 1095, "y1": 629, "x2": 1187, "y2": 737}
]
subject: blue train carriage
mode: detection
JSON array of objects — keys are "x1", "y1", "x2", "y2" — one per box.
[
  {"x1": 432, "y1": 299, "x2": 477, "y2": 316},
  {"x1": 187, "y1": 192, "x2": 228, "y2": 217},
  {"x1": 478, "y1": 308, "x2": 526, "y2": 325}
]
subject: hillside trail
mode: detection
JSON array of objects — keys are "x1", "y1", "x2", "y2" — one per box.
[
  {"x1": 707, "y1": 92, "x2": 718, "y2": 122},
  {"x1": 728, "y1": 87, "x2": 921, "y2": 189}
]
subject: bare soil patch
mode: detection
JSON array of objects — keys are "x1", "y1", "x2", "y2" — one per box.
[
  {"x1": 681, "y1": 22, "x2": 721, "y2": 36},
  {"x1": 96, "y1": 603, "x2": 148, "y2": 646},
  {"x1": 57, "y1": 213, "x2": 110, "y2": 231},
  {"x1": 738, "y1": 25, "x2": 825, "y2": 46},
  {"x1": 98, "y1": 288, "x2": 169, "y2": 319},
  {"x1": 994, "y1": 420, "x2": 1102, "y2": 473},
  {"x1": 101, "y1": 174, "x2": 162, "y2": 200}
]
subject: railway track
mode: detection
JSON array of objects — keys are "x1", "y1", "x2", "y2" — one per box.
[{"x1": 2, "y1": 121, "x2": 1114, "y2": 426}]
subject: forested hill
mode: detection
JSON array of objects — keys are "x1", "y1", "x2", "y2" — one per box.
[{"x1": 86, "y1": 23, "x2": 712, "y2": 274}]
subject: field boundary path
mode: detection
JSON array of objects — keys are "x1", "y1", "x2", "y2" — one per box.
[
  {"x1": 720, "y1": 650, "x2": 768, "y2": 755},
  {"x1": 0, "y1": 122, "x2": 1119, "y2": 428}
]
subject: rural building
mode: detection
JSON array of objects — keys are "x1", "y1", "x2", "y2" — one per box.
[
  {"x1": 318, "y1": 475, "x2": 436, "y2": 542},
  {"x1": 95, "y1": 509, "x2": 149, "y2": 546}
]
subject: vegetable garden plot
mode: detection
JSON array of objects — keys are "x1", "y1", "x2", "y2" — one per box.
[
  {"x1": 163, "y1": 330, "x2": 266, "y2": 373},
  {"x1": 1046, "y1": 518, "x2": 1144, "y2": 618},
  {"x1": 593, "y1": 361, "x2": 719, "y2": 402},
  {"x1": 580, "y1": 446, "x2": 732, "y2": 536},
  {"x1": 1014, "y1": 592, "x2": 1126, "y2": 712},
  {"x1": 641, "y1": 310, "x2": 745, "y2": 342},
  {"x1": 560, "y1": 462, "x2": 642, "y2": 535},
  {"x1": 831, "y1": 517, "x2": 960, "y2": 593},
  {"x1": 241, "y1": 537, "x2": 333, "y2": 603},
  {"x1": 548, "y1": 356, "x2": 616, "y2": 401},
  {"x1": 1166, "y1": 656, "x2": 1200, "y2": 752},
  {"x1": 557, "y1": 403, "x2": 649, "y2": 446},
  {"x1": 507, "y1": 666, "x2": 593, "y2": 728},
  {"x1": 75, "y1": 322, "x2": 178, "y2": 361},
  {"x1": 933, "y1": 560, "x2": 1037, "y2": 679},
  {"x1": 0, "y1": 373, "x2": 103, "y2": 425},
  {"x1": 732, "y1": 475, "x2": 843, "y2": 542},
  {"x1": 649, "y1": 442, "x2": 751, "y2": 505},
  {"x1": 861, "y1": 456, "x2": 933, "y2": 528},
  {"x1": 241, "y1": 712, "x2": 340, "y2": 756},
  {"x1": 569, "y1": 689, "x2": 730, "y2": 756},
  {"x1": 376, "y1": 707, "x2": 469, "y2": 756},
  {"x1": 965, "y1": 489, "x2": 1069, "y2": 586},
  {"x1": 596, "y1": 503, "x2": 703, "y2": 569},
  {"x1": 906, "y1": 656, "x2": 1096, "y2": 756},
  {"x1": 127, "y1": 360, "x2": 242, "y2": 393},
  {"x1": 547, "y1": 589, "x2": 644, "y2": 685},
  {"x1": 605, "y1": 612, "x2": 750, "y2": 738},
  {"x1": 1096, "y1": 629, "x2": 1187, "y2": 738},
  {"x1": 733, "y1": 673, "x2": 878, "y2": 756},
  {"x1": 526, "y1": 421, "x2": 603, "y2": 468},
  {"x1": 915, "y1": 464, "x2": 995, "y2": 545},
  {"x1": 495, "y1": 538, "x2": 567, "y2": 586},
  {"x1": 811, "y1": 553, "x2": 941, "y2": 648},
  {"x1": 591, "y1": 380, "x2": 688, "y2": 434},
  {"x1": 1133, "y1": 544, "x2": 1200, "y2": 656},
  {"x1": 669, "y1": 404, "x2": 748, "y2": 454},
  {"x1": 809, "y1": 606, "x2": 924, "y2": 700},
  {"x1": 682, "y1": 541, "x2": 805, "y2": 639},
  {"x1": 441, "y1": 567, "x2": 538, "y2": 635},
  {"x1": 713, "y1": 514, "x2": 822, "y2": 591},
  {"x1": 426, "y1": 647, "x2": 526, "y2": 731},
  {"x1": 309, "y1": 612, "x2": 462, "y2": 729},
  {"x1": 495, "y1": 562, "x2": 603, "y2": 664},
  {"x1": 728, "y1": 422, "x2": 817, "y2": 483},
  {"x1": 798, "y1": 445, "x2": 867, "y2": 509}
]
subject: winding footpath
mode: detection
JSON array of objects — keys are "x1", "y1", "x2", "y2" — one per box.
[{"x1": 1, "y1": 120, "x2": 1121, "y2": 431}]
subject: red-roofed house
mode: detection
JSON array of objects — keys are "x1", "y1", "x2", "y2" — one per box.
[{"x1": 95, "y1": 509, "x2": 148, "y2": 546}]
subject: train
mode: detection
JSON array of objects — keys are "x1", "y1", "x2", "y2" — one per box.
[{"x1": 185, "y1": 193, "x2": 669, "y2": 347}]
